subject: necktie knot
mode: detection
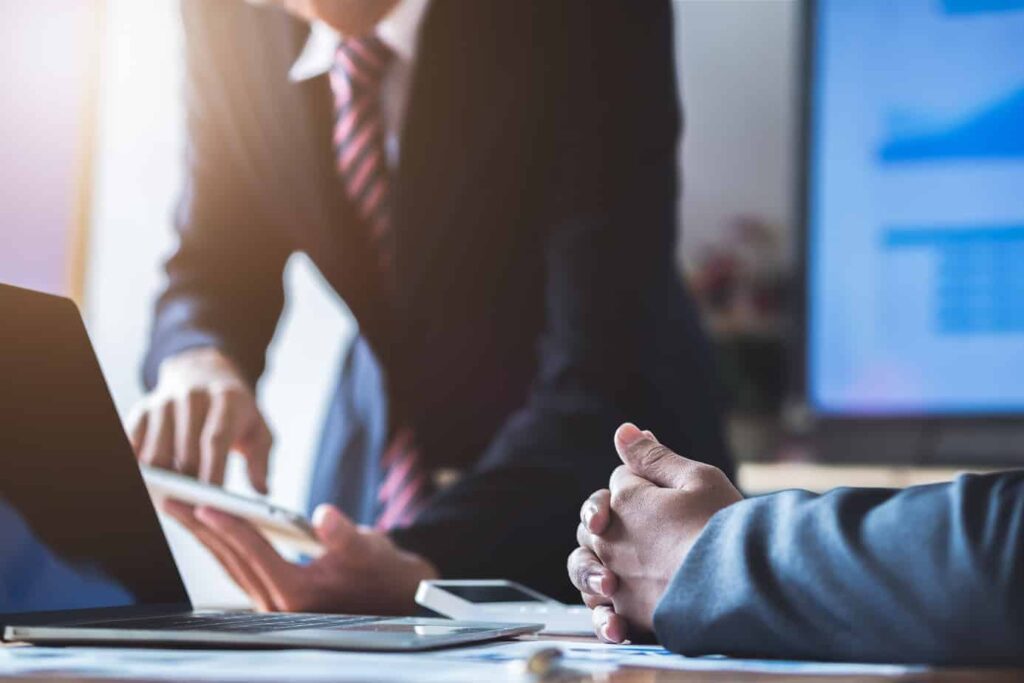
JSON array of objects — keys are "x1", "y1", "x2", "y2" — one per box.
[{"x1": 334, "y1": 35, "x2": 394, "y2": 93}]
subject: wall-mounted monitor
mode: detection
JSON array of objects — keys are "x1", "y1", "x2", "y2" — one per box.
[{"x1": 798, "y1": 0, "x2": 1024, "y2": 463}]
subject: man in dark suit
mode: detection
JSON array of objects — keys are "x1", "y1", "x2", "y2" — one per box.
[
  {"x1": 130, "y1": 0, "x2": 731, "y2": 613},
  {"x1": 569, "y1": 424, "x2": 1024, "y2": 664}
]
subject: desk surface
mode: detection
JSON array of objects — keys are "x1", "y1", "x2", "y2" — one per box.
[
  {"x1": 1, "y1": 668, "x2": 1023, "y2": 682},
  {"x1": 0, "y1": 643, "x2": 1020, "y2": 683}
]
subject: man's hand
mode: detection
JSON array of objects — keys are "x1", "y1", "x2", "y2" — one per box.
[
  {"x1": 568, "y1": 423, "x2": 742, "y2": 643},
  {"x1": 164, "y1": 501, "x2": 439, "y2": 614},
  {"x1": 128, "y1": 347, "x2": 272, "y2": 493}
]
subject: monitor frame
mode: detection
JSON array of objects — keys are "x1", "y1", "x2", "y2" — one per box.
[{"x1": 790, "y1": 0, "x2": 1024, "y2": 466}]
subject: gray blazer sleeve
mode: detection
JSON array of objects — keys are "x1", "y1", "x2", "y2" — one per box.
[{"x1": 653, "y1": 472, "x2": 1024, "y2": 665}]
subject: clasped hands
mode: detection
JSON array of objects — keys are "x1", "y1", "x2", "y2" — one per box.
[{"x1": 568, "y1": 423, "x2": 743, "y2": 643}]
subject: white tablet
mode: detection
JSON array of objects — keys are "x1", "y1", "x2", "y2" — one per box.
[
  {"x1": 140, "y1": 465, "x2": 324, "y2": 558},
  {"x1": 415, "y1": 580, "x2": 593, "y2": 636}
]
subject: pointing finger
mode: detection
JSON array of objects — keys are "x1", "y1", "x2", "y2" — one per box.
[
  {"x1": 140, "y1": 401, "x2": 175, "y2": 470},
  {"x1": 174, "y1": 390, "x2": 209, "y2": 478},
  {"x1": 199, "y1": 391, "x2": 241, "y2": 487},
  {"x1": 238, "y1": 412, "x2": 272, "y2": 495}
]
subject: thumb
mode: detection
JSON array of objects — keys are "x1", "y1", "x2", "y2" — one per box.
[
  {"x1": 614, "y1": 423, "x2": 693, "y2": 489},
  {"x1": 312, "y1": 504, "x2": 357, "y2": 553}
]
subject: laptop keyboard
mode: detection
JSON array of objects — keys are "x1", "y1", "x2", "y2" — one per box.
[{"x1": 81, "y1": 612, "x2": 381, "y2": 634}]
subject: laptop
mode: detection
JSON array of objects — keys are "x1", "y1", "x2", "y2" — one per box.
[{"x1": 0, "y1": 283, "x2": 541, "y2": 651}]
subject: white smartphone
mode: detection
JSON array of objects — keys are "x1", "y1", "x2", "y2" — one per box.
[
  {"x1": 140, "y1": 465, "x2": 324, "y2": 558},
  {"x1": 415, "y1": 580, "x2": 593, "y2": 636}
]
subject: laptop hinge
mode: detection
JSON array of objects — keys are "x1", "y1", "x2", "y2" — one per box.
[{"x1": 1, "y1": 603, "x2": 192, "y2": 633}]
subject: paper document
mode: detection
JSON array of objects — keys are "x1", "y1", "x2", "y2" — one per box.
[
  {"x1": 0, "y1": 646, "x2": 517, "y2": 683},
  {"x1": 0, "y1": 639, "x2": 929, "y2": 680},
  {"x1": 432, "y1": 638, "x2": 929, "y2": 677}
]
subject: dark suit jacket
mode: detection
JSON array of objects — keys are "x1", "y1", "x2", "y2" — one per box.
[
  {"x1": 144, "y1": 0, "x2": 731, "y2": 601},
  {"x1": 655, "y1": 472, "x2": 1024, "y2": 665}
]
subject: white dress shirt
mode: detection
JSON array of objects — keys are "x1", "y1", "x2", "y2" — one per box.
[{"x1": 288, "y1": 0, "x2": 430, "y2": 168}]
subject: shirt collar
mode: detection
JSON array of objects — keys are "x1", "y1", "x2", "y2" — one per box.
[{"x1": 288, "y1": 0, "x2": 430, "y2": 83}]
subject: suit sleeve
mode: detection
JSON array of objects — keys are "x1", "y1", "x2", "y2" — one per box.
[
  {"x1": 143, "y1": 1, "x2": 292, "y2": 389},
  {"x1": 654, "y1": 472, "x2": 1024, "y2": 665},
  {"x1": 390, "y1": 0, "x2": 729, "y2": 601}
]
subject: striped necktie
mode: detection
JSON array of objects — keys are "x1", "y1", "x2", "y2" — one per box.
[
  {"x1": 330, "y1": 36, "x2": 428, "y2": 529},
  {"x1": 330, "y1": 36, "x2": 395, "y2": 268}
]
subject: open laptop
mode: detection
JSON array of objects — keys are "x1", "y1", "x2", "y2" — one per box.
[{"x1": 0, "y1": 283, "x2": 540, "y2": 651}]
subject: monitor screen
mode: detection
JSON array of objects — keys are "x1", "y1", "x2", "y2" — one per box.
[
  {"x1": 0, "y1": 285, "x2": 189, "y2": 621},
  {"x1": 806, "y1": 0, "x2": 1024, "y2": 416}
]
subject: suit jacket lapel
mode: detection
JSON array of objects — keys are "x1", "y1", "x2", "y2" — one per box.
[{"x1": 392, "y1": 1, "x2": 524, "y2": 310}]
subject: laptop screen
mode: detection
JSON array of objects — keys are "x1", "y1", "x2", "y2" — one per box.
[{"x1": 0, "y1": 285, "x2": 189, "y2": 621}]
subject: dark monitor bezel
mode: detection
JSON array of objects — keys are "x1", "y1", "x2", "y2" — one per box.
[{"x1": 790, "y1": 0, "x2": 1024, "y2": 466}]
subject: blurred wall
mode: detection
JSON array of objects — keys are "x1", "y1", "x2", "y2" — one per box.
[
  {"x1": 0, "y1": 0, "x2": 96, "y2": 295},
  {"x1": 675, "y1": 0, "x2": 800, "y2": 268},
  {"x1": 85, "y1": 0, "x2": 353, "y2": 606},
  {"x1": 82, "y1": 0, "x2": 799, "y2": 606}
]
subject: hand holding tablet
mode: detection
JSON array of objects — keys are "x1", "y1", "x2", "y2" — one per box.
[{"x1": 140, "y1": 465, "x2": 324, "y2": 558}]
